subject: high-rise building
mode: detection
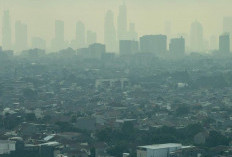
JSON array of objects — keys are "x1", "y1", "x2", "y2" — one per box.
[
  {"x1": 223, "y1": 17, "x2": 232, "y2": 35},
  {"x1": 51, "y1": 20, "x2": 65, "y2": 51},
  {"x1": 76, "y1": 21, "x2": 86, "y2": 48},
  {"x1": 140, "y1": 35, "x2": 167, "y2": 54},
  {"x1": 190, "y1": 21, "x2": 203, "y2": 52},
  {"x1": 128, "y1": 23, "x2": 138, "y2": 41},
  {"x1": 119, "y1": 40, "x2": 138, "y2": 56},
  {"x1": 219, "y1": 33, "x2": 230, "y2": 54},
  {"x1": 169, "y1": 37, "x2": 185, "y2": 55},
  {"x1": 89, "y1": 43, "x2": 106, "y2": 59},
  {"x1": 117, "y1": 2, "x2": 128, "y2": 40},
  {"x1": 87, "y1": 30, "x2": 97, "y2": 46},
  {"x1": 31, "y1": 37, "x2": 46, "y2": 50},
  {"x1": 2, "y1": 10, "x2": 12, "y2": 50},
  {"x1": 15, "y1": 21, "x2": 28, "y2": 52},
  {"x1": 104, "y1": 10, "x2": 117, "y2": 52},
  {"x1": 223, "y1": 17, "x2": 232, "y2": 48}
]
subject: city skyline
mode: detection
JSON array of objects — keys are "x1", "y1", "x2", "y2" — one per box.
[
  {"x1": 0, "y1": 0, "x2": 232, "y2": 52},
  {"x1": 0, "y1": 0, "x2": 231, "y2": 41},
  {"x1": 1, "y1": 1, "x2": 232, "y2": 157}
]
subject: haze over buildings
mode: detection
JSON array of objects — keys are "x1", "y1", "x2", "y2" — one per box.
[
  {"x1": 0, "y1": 0, "x2": 231, "y2": 53},
  {"x1": 104, "y1": 10, "x2": 117, "y2": 52},
  {"x1": 0, "y1": 1, "x2": 232, "y2": 157},
  {"x1": 2, "y1": 10, "x2": 11, "y2": 50}
]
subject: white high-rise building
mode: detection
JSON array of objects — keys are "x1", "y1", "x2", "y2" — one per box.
[
  {"x1": 117, "y1": 2, "x2": 128, "y2": 41},
  {"x1": 2, "y1": 10, "x2": 12, "y2": 50},
  {"x1": 190, "y1": 21, "x2": 204, "y2": 52},
  {"x1": 15, "y1": 21, "x2": 28, "y2": 52},
  {"x1": 104, "y1": 10, "x2": 117, "y2": 52},
  {"x1": 51, "y1": 20, "x2": 65, "y2": 51}
]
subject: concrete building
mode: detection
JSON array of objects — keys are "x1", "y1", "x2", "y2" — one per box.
[
  {"x1": 89, "y1": 43, "x2": 105, "y2": 59},
  {"x1": 0, "y1": 140, "x2": 16, "y2": 155},
  {"x1": 119, "y1": 40, "x2": 138, "y2": 56},
  {"x1": 169, "y1": 37, "x2": 185, "y2": 55},
  {"x1": 223, "y1": 17, "x2": 232, "y2": 48},
  {"x1": 76, "y1": 21, "x2": 86, "y2": 48},
  {"x1": 95, "y1": 78, "x2": 129, "y2": 89},
  {"x1": 117, "y1": 2, "x2": 128, "y2": 41},
  {"x1": 104, "y1": 10, "x2": 117, "y2": 52},
  {"x1": 219, "y1": 33, "x2": 230, "y2": 54},
  {"x1": 51, "y1": 20, "x2": 65, "y2": 51},
  {"x1": 140, "y1": 35, "x2": 167, "y2": 54},
  {"x1": 15, "y1": 21, "x2": 28, "y2": 52},
  {"x1": 2, "y1": 10, "x2": 12, "y2": 50},
  {"x1": 190, "y1": 21, "x2": 203, "y2": 52},
  {"x1": 137, "y1": 143, "x2": 182, "y2": 157}
]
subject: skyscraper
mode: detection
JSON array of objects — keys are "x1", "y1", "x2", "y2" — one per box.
[
  {"x1": 219, "y1": 33, "x2": 230, "y2": 54},
  {"x1": 169, "y1": 37, "x2": 185, "y2": 55},
  {"x1": 223, "y1": 17, "x2": 232, "y2": 48},
  {"x1": 87, "y1": 30, "x2": 97, "y2": 46},
  {"x1": 190, "y1": 21, "x2": 203, "y2": 52},
  {"x1": 128, "y1": 23, "x2": 138, "y2": 41},
  {"x1": 117, "y1": 2, "x2": 128, "y2": 40},
  {"x1": 2, "y1": 10, "x2": 12, "y2": 50},
  {"x1": 104, "y1": 10, "x2": 117, "y2": 52},
  {"x1": 76, "y1": 21, "x2": 86, "y2": 48},
  {"x1": 140, "y1": 35, "x2": 167, "y2": 54},
  {"x1": 51, "y1": 20, "x2": 65, "y2": 51},
  {"x1": 89, "y1": 43, "x2": 106, "y2": 59},
  {"x1": 15, "y1": 21, "x2": 28, "y2": 52},
  {"x1": 119, "y1": 40, "x2": 138, "y2": 56},
  {"x1": 223, "y1": 17, "x2": 232, "y2": 35}
]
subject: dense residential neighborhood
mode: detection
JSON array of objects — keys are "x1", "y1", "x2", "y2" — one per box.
[{"x1": 1, "y1": 48, "x2": 232, "y2": 156}]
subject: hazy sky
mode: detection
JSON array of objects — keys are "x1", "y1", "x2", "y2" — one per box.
[{"x1": 0, "y1": 0, "x2": 231, "y2": 44}]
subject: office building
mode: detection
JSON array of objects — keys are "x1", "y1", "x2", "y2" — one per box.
[
  {"x1": 169, "y1": 37, "x2": 185, "y2": 55},
  {"x1": 140, "y1": 35, "x2": 167, "y2": 54},
  {"x1": 76, "y1": 21, "x2": 86, "y2": 48},
  {"x1": 219, "y1": 33, "x2": 230, "y2": 53},
  {"x1": 223, "y1": 17, "x2": 232, "y2": 48},
  {"x1": 15, "y1": 21, "x2": 28, "y2": 52},
  {"x1": 117, "y1": 2, "x2": 128, "y2": 40},
  {"x1": 104, "y1": 10, "x2": 117, "y2": 52},
  {"x1": 51, "y1": 20, "x2": 65, "y2": 51},
  {"x1": 190, "y1": 21, "x2": 203, "y2": 52},
  {"x1": 88, "y1": 43, "x2": 106, "y2": 59},
  {"x1": 2, "y1": 10, "x2": 12, "y2": 50},
  {"x1": 119, "y1": 40, "x2": 138, "y2": 56}
]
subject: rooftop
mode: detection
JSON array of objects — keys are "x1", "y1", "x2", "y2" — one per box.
[{"x1": 138, "y1": 143, "x2": 182, "y2": 150}]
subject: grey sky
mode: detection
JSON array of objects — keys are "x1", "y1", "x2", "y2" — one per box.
[{"x1": 0, "y1": 0, "x2": 231, "y2": 44}]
